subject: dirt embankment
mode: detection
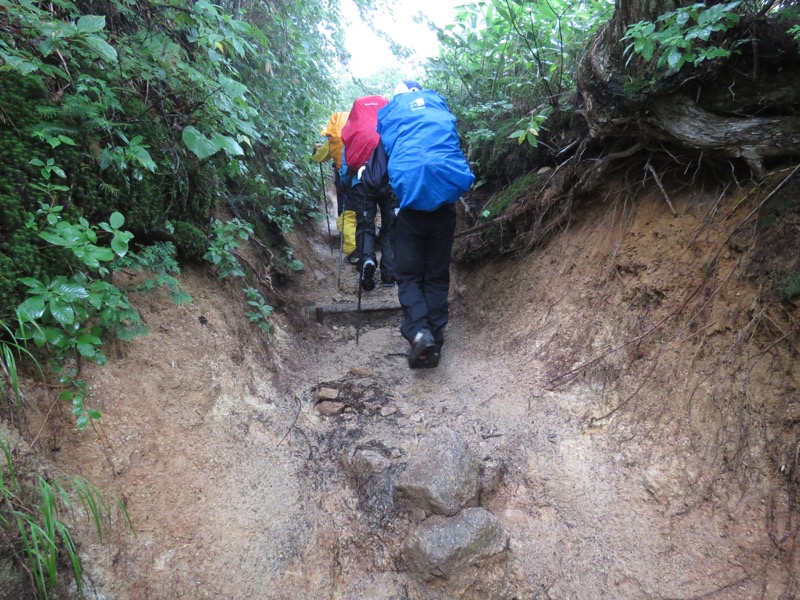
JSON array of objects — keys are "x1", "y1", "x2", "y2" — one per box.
[{"x1": 20, "y1": 175, "x2": 800, "y2": 599}]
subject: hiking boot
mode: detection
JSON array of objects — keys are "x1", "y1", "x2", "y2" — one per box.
[
  {"x1": 361, "y1": 258, "x2": 376, "y2": 291},
  {"x1": 421, "y1": 349, "x2": 440, "y2": 368},
  {"x1": 381, "y1": 271, "x2": 396, "y2": 286},
  {"x1": 408, "y1": 328, "x2": 436, "y2": 369},
  {"x1": 347, "y1": 252, "x2": 362, "y2": 265}
]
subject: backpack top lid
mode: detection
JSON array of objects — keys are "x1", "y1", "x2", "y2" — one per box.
[
  {"x1": 340, "y1": 95, "x2": 389, "y2": 173},
  {"x1": 322, "y1": 111, "x2": 349, "y2": 169},
  {"x1": 393, "y1": 80, "x2": 422, "y2": 95}
]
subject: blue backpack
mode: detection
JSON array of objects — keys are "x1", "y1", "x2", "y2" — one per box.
[{"x1": 377, "y1": 90, "x2": 474, "y2": 212}]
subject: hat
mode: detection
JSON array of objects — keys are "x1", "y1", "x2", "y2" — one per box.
[{"x1": 393, "y1": 80, "x2": 423, "y2": 95}]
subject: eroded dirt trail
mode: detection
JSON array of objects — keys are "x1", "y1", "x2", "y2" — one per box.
[{"x1": 38, "y1": 186, "x2": 799, "y2": 599}]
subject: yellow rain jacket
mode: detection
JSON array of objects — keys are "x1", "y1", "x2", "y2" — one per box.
[
  {"x1": 322, "y1": 111, "x2": 349, "y2": 170},
  {"x1": 311, "y1": 138, "x2": 331, "y2": 163}
]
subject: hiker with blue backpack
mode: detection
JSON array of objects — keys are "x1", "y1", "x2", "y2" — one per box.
[{"x1": 375, "y1": 80, "x2": 475, "y2": 369}]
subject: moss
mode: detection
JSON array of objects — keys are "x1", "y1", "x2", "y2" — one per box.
[
  {"x1": 172, "y1": 221, "x2": 209, "y2": 261},
  {"x1": 482, "y1": 171, "x2": 540, "y2": 217},
  {"x1": 780, "y1": 273, "x2": 800, "y2": 301}
]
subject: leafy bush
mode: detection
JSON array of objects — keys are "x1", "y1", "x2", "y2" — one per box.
[
  {"x1": 0, "y1": 0, "x2": 351, "y2": 325},
  {"x1": 623, "y1": 2, "x2": 742, "y2": 71},
  {"x1": 243, "y1": 287, "x2": 274, "y2": 332},
  {"x1": 204, "y1": 218, "x2": 253, "y2": 279},
  {"x1": 424, "y1": 0, "x2": 613, "y2": 185},
  {"x1": 14, "y1": 208, "x2": 142, "y2": 428},
  {"x1": 116, "y1": 242, "x2": 193, "y2": 306}
]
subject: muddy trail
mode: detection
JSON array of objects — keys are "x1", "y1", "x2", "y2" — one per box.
[{"x1": 20, "y1": 180, "x2": 800, "y2": 599}]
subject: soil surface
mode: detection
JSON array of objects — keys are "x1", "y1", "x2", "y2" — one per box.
[{"x1": 23, "y1": 178, "x2": 800, "y2": 599}]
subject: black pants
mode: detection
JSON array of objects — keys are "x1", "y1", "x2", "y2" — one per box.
[
  {"x1": 390, "y1": 204, "x2": 456, "y2": 349},
  {"x1": 333, "y1": 169, "x2": 347, "y2": 216},
  {"x1": 351, "y1": 182, "x2": 395, "y2": 276}
]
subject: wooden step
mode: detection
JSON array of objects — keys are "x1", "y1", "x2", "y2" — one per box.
[{"x1": 306, "y1": 298, "x2": 402, "y2": 323}]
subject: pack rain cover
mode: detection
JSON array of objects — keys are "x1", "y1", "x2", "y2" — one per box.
[
  {"x1": 340, "y1": 96, "x2": 388, "y2": 173},
  {"x1": 378, "y1": 90, "x2": 474, "y2": 212}
]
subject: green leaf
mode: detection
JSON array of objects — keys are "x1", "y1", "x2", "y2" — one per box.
[
  {"x1": 57, "y1": 283, "x2": 89, "y2": 301},
  {"x1": 18, "y1": 277, "x2": 44, "y2": 289},
  {"x1": 111, "y1": 236, "x2": 129, "y2": 256},
  {"x1": 17, "y1": 297, "x2": 46, "y2": 321},
  {"x1": 84, "y1": 35, "x2": 118, "y2": 62},
  {"x1": 76, "y1": 336, "x2": 100, "y2": 359},
  {"x1": 218, "y1": 75, "x2": 248, "y2": 99},
  {"x1": 76, "y1": 415, "x2": 90, "y2": 430},
  {"x1": 45, "y1": 328, "x2": 67, "y2": 347},
  {"x1": 181, "y1": 126, "x2": 220, "y2": 160},
  {"x1": 39, "y1": 231, "x2": 69, "y2": 247},
  {"x1": 49, "y1": 299, "x2": 75, "y2": 326},
  {"x1": 88, "y1": 409, "x2": 102, "y2": 420},
  {"x1": 130, "y1": 145, "x2": 156, "y2": 172},
  {"x1": 109, "y1": 212, "x2": 125, "y2": 229},
  {"x1": 89, "y1": 246, "x2": 115, "y2": 263},
  {"x1": 77, "y1": 15, "x2": 106, "y2": 34},
  {"x1": 666, "y1": 48, "x2": 683, "y2": 70},
  {"x1": 1, "y1": 54, "x2": 39, "y2": 75},
  {"x1": 211, "y1": 134, "x2": 244, "y2": 157},
  {"x1": 86, "y1": 292, "x2": 104, "y2": 310}
]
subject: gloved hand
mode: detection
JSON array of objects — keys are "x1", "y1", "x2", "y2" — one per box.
[{"x1": 357, "y1": 165, "x2": 366, "y2": 180}]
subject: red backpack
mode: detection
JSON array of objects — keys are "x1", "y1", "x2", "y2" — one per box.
[{"x1": 340, "y1": 95, "x2": 388, "y2": 174}]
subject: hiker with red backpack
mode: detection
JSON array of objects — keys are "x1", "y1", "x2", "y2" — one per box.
[
  {"x1": 375, "y1": 80, "x2": 474, "y2": 369},
  {"x1": 340, "y1": 95, "x2": 396, "y2": 291}
]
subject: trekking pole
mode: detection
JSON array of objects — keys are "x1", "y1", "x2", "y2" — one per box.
[
  {"x1": 320, "y1": 163, "x2": 333, "y2": 255},
  {"x1": 355, "y1": 206, "x2": 367, "y2": 345}
]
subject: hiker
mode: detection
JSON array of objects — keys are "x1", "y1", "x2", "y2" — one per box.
[
  {"x1": 376, "y1": 80, "x2": 474, "y2": 368},
  {"x1": 322, "y1": 111, "x2": 349, "y2": 216},
  {"x1": 340, "y1": 94, "x2": 395, "y2": 291},
  {"x1": 312, "y1": 112, "x2": 359, "y2": 264}
]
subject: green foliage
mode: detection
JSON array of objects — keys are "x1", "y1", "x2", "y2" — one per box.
[
  {"x1": 13, "y1": 207, "x2": 145, "y2": 428},
  {"x1": 780, "y1": 273, "x2": 800, "y2": 301},
  {"x1": 0, "y1": 437, "x2": 132, "y2": 599},
  {"x1": 622, "y1": 2, "x2": 742, "y2": 72},
  {"x1": 424, "y1": 0, "x2": 613, "y2": 182},
  {"x1": 279, "y1": 246, "x2": 305, "y2": 274},
  {"x1": 116, "y1": 242, "x2": 193, "y2": 306},
  {"x1": 508, "y1": 108, "x2": 553, "y2": 147},
  {"x1": 204, "y1": 218, "x2": 253, "y2": 279},
  {"x1": 243, "y1": 287, "x2": 274, "y2": 332},
  {"x1": 0, "y1": 0, "x2": 354, "y2": 324},
  {"x1": 0, "y1": 320, "x2": 37, "y2": 405}
]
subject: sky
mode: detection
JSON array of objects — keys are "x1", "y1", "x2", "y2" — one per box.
[{"x1": 341, "y1": 0, "x2": 462, "y2": 77}]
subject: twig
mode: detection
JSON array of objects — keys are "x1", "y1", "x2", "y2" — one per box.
[
  {"x1": 28, "y1": 393, "x2": 62, "y2": 450},
  {"x1": 232, "y1": 250, "x2": 274, "y2": 291},
  {"x1": 589, "y1": 358, "x2": 658, "y2": 426},
  {"x1": 276, "y1": 396, "x2": 303, "y2": 448},
  {"x1": 646, "y1": 162, "x2": 677, "y2": 216},
  {"x1": 741, "y1": 326, "x2": 798, "y2": 393}
]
